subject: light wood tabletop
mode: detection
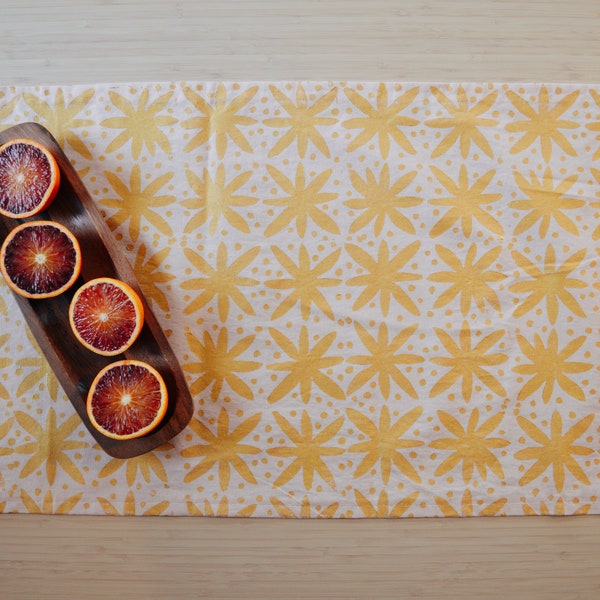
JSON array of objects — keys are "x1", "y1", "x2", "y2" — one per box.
[{"x1": 1, "y1": 1, "x2": 600, "y2": 598}]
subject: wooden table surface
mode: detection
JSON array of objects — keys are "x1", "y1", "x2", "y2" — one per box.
[{"x1": 1, "y1": 1, "x2": 600, "y2": 598}]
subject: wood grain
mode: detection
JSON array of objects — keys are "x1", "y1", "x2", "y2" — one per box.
[
  {"x1": 0, "y1": 123, "x2": 193, "y2": 458},
  {"x1": 1, "y1": 1, "x2": 600, "y2": 599}
]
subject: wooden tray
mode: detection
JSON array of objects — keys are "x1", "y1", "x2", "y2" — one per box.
[{"x1": 0, "y1": 122, "x2": 194, "y2": 458}]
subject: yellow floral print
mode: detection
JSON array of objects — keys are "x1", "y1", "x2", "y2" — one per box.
[
  {"x1": 428, "y1": 244, "x2": 506, "y2": 316},
  {"x1": 426, "y1": 86, "x2": 498, "y2": 158},
  {"x1": 267, "y1": 410, "x2": 344, "y2": 490},
  {"x1": 181, "y1": 408, "x2": 261, "y2": 490},
  {"x1": 0, "y1": 94, "x2": 17, "y2": 129},
  {"x1": 181, "y1": 83, "x2": 257, "y2": 157},
  {"x1": 133, "y1": 244, "x2": 176, "y2": 313},
  {"x1": 102, "y1": 164, "x2": 175, "y2": 242},
  {"x1": 430, "y1": 322, "x2": 507, "y2": 401},
  {"x1": 13, "y1": 409, "x2": 88, "y2": 485},
  {"x1": 354, "y1": 489, "x2": 419, "y2": 518},
  {"x1": 1, "y1": 82, "x2": 599, "y2": 518},
  {"x1": 181, "y1": 242, "x2": 259, "y2": 321},
  {"x1": 514, "y1": 330, "x2": 591, "y2": 402},
  {"x1": 102, "y1": 89, "x2": 177, "y2": 159},
  {"x1": 506, "y1": 85, "x2": 579, "y2": 161},
  {"x1": 586, "y1": 89, "x2": 600, "y2": 161},
  {"x1": 435, "y1": 489, "x2": 507, "y2": 517},
  {"x1": 522, "y1": 498, "x2": 590, "y2": 516},
  {"x1": 430, "y1": 165, "x2": 502, "y2": 237},
  {"x1": 23, "y1": 88, "x2": 95, "y2": 158},
  {"x1": 266, "y1": 245, "x2": 340, "y2": 320},
  {"x1": 591, "y1": 168, "x2": 600, "y2": 240},
  {"x1": 346, "y1": 406, "x2": 423, "y2": 484},
  {"x1": 182, "y1": 164, "x2": 257, "y2": 235},
  {"x1": 183, "y1": 328, "x2": 261, "y2": 401},
  {"x1": 510, "y1": 167, "x2": 584, "y2": 237},
  {"x1": 187, "y1": 496, "x2": 256, "y2": 517},
  {"x1": 98, "y1": 444, "x2": 173, "y2": 486},
  {"x1": 270, "y1": 495, "x2": 339, "y2": 518},
  {"x1": 343, "y1": 84, "x2": 419, "y2": 158},
  {"x1": 345, "y1": 164, "x2": 422, "y2": 235},
  {"x1": 265, "y1": 164, "x2": 339, "y2": 237},
  {"x1": 98, "y1": 490, "x2": 170, "y2": 516},
  {"x1": 516, "y1": 412, "x2": 594, "y2": 493},
  {"x1": 267, "y1": 326, "x2": 344, "y2": 404},
  {"x1": 347, "y1": 322, "x2": 423, "y2": 399},
  {"x1": 0, "y1": 334, "x2": 13, "y2": 400},
  {"x1": 264, "y1": 83, "x2": 337, "y2": 158},
  {"x1": 20, "y1": 489, "x2": 82, "y2": 514},
  {"x1": 510, "y1": 245, "x2": 587, "y2": 324},
  {"x1": 430, "y1": 409, "x2": 509, "y2": 482},
  {"x1": 346, "y1": 241, "x2": 421, "y2": 316}
]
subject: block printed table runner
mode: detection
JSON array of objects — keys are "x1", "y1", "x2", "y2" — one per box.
[{"x1": 0, "y1": 81, "x2": 599, "y2": 517}]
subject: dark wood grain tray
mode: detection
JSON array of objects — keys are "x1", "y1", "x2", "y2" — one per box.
[{"x1": 0, "y1": 122, "x2": 194, "y2": 458}]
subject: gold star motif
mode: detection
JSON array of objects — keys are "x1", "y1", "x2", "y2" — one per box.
[
  {"x1": 506, "y1": 85, "x2": 579, "y2": 161},
  {"x1": 98, "y1": 443, "x2": 173, "y2": 486},
  {"x1": 430, "y1": 165, "x2": 503, "y2": 237},
  {"x1": 186, "y1": 496, "x2": 256, "y2": 517},
  {"x1": 181, "y1": 408, "x2": 261, "y2": 490},
  {"x1": 181, "y1": 84, "x2": 257, "y2": 158},
  {"x1": 343, "y1": 84, "x2": 419, "y2": 158},
  {"x1": 510, "y1": 167, "x2": 584, "y2": 237},
  {"x1": 426, "y1": 85, "x2": 498, "y2": 158},
  {"x1": 98, "y1": 490, "x2": 169, "y2": 516},
  {"x1": 430, "y1": 409, "x2": 509, "y2": 482},
  {"x1": 264, "y1": 83, "x2": 337, "y2": 158},
  {"x1": 20, "y1": 489, "x2": 83, "y2": 515},
  {"x1": 346, "y1": 240, "x2": 422, "y2": 317},
  {"x1": 183, "y1": 164, "x2": 257, "y2": 236},
  {"x1": 435, "y1": 489, "x2": 507, "y2": 517},
  {"x1": 510, "y1": 245, "x2": 587, "y2": 324},
  {"x1": 514, "y1": 330, "x2": 591, "y2": 402},
  {"x1": 23, "y1": 87, "x2": 95, "y2": 158},
  {"x1": 267, "y1": 326, "x2": 344, "y2": 405},
  {"x1": 345, "y1": 164, "x2": 422, "y2": 235},
  {"x1": 270, "y1": 495, "x2": 339, "y2": 519},
  {"x1": 101, "y1": 164, "x2": 175, "y2": 242},
  {"x1": 132, "y1": 244, "x2": 176, "y2": 313},
  {"x1": 347, "y1": 322, "x2": 423, "y2": 399},
  {"x1": 265, "y1": 245, "x2": 340, "y2": 320},
  {"x1": 13, "y1": 409, "x2": 88, "y2": 485},
  {"x1": 0, "y1": 333, "x2": 13, "y2": 400},
  {"x1": 516, "y1": 412, "x2": 594, "y2": 493},
  {"x1": 586, "y1": 89, "x2": 600, "y2": 161},
  {"x1": 267, "y1": 410, "x2": 344, "y2": 490},
  {"x1": 102, "y1": 89, "x2": 177, "y2": 159},
  {"x1": 183, "y1": 328, "x2": 261, "y2": 401},
  {"x1": 347, "y1": 405, "x2": 423, "y2": 484},
  {"x1": 265, "y1": 164, "x2": 339, "y2": 237},
  {"x1": 181, "y1": 242, "x2": 259, "y2": 321},
  {"x1": 428, "y1": 243, "x2": 506, "y2": 316},
  {"x1": 430, "y1": 322, "x2": 507, "y2": 401},
  {"x1": 354, "y1": 489, "x2": 419, "y2": 518}
]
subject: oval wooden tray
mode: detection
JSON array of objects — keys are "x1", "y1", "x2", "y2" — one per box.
[{"x1": 0, "y1": 123, "x2": 194, "y2": 458}]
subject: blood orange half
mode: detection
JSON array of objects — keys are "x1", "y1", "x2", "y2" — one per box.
[
  {"x1": 69, "y1": 277, "x2": 144, "y2": 356},
  {"x1": 87, "y1": 359, "x2": 168, "y2": 440},
  {"x1": 1, "y1": 220, "x2": 81, "y2": 298},
  {"x1": 0, "y1": 138, "x2": 61, "y2": 218}
]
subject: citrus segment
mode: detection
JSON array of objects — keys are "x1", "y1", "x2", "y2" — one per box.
[
  {"x1": 0, "y1": 138, "x2": 60, "y2": 218},
  {"x1": 87, "y1": 360, "x2": 168, "y2": 440},
  {"x1": 1, "y1": 220, "x2": 81, "y2": 298},
  {"x1": 69, "y1": 277, "x2": 144, "y2": 356}
]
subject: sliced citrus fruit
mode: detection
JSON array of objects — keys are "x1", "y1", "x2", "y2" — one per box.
[
  {"x1": 69, "y1": 277, "x2": 144, "y2": 356},
  {"x1": 87, "y1": 359, "x2": 168, "y2": 440},
  {"x1": 0, "y1": 138, "x2": 60, "y2": 218},
  {"x1": 1, "y1": 220, "x2": 81, "y2": 299}
]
